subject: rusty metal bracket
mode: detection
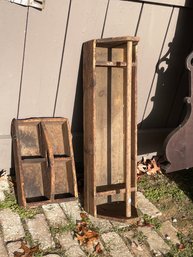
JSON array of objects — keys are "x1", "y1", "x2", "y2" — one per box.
[{"x1": 10, "y1": 0, "x2": 45, "y2": 10}]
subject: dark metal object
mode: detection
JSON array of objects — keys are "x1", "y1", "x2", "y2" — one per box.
[
  {"x1": 12, "y1": 117, "x2": 78, "y2": 207},
  {"x1": 164, "y1": 52, "x2": 193, "y2": 172}
]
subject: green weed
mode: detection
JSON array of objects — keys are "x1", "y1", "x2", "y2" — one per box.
[{"x1": 0, "y1": 192, "x2": 41, "y2": 219}]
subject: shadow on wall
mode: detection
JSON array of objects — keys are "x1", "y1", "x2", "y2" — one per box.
[
  {"x1": 71, "y1": 48, "x2": 84, "y2": 186},
  {"x1": 138, "y1": 1, "x2": 193, "y2": 156}
]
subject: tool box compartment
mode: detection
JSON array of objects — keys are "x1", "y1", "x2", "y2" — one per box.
[{"x1": 12, "y1": 117, "x2": 78, "y2": 207}]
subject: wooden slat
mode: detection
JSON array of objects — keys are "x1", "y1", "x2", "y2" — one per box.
[
  {"x1": 96, "y1": 183, "x2": 125, "y2": 197},
  {"x1": 96, "y1": 184, "x2": 137, "y2": 197},
  {"x1": 111, "y1": 48, "x2": 125, "y2": 203},
  {"x1": 125, "y1": 41, "x2": 133, "y2": 218},
  {"x1": 96, "y1": 61, "x2": 127, "y2": 67},
  {"x1": 96, "y1": 36, "x2": 139, "y2": 45},
  {"x1": 12, "y1": 119, "x2": 27, "y2": 207},
  {"x1": 131, "y1": 44, "x2": 138, "y2": 208},
  {"x1": 66, "y1": 119, "x2": 78, "y2": 198},
  {"x1": 83, "y1": 40, "x2": 96, "y2": 216}
]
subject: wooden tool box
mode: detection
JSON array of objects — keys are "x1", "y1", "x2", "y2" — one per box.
[
  {"x1": 83, "y1": 36, "x2": 139, "y2": 220},
  {"x1": 12, "y1": 117, "x2": 78, "y2": 207}
]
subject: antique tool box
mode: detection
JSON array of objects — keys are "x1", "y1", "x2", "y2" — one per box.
[
  {"x1": 12, "y1": 117, "x2": 78, "y2": 207},
  {"x1": 83, "y1": 36, "x2": 139, "y2": 220}
]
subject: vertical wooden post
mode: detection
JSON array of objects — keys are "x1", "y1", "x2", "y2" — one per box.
[
  {"x1": 83, "y1": 40, "x2": 97, "y2": 216},
  {"x1": 125, "y1": 41, "x2": 132, "y2": 217},
  {"x1": 131, "y1": 44, "x2": 138, "y2": 208}
]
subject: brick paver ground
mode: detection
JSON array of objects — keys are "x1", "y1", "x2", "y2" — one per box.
[{"x1": 0, "y1": 175, "x2": 179, "y2": 257}]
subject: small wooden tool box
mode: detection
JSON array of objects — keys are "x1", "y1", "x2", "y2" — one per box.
[
  {"x1": 83, "y1": 36, "x2": 139, "y2": 220},
  {"x1": 12, "y1": 117, "x2": 78, "y2": 207}
]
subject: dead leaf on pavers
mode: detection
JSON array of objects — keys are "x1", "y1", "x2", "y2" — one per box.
[
  {"x1": 14, "y1": 252, "x2": 23, "y2": 257},
  {"x1": 137, "y1": 156, "x2": 162, "y2": 178},
  {"x1": 74, "y1": 212, "x2": 103, "y2": 254},
  {"x1": 95, "y1": 242, "x2": 103, "y2": 254},
  {"x1": 14, "y1": 241, "x2": 39, "y2": 257}
]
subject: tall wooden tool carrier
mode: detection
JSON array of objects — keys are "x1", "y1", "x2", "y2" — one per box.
[
  {"x1": 83, "y1": 36, "x2": 139, "y2": 220},
  {"x1": 12, "y1": 117, "x2": 78, "y2": 207}
]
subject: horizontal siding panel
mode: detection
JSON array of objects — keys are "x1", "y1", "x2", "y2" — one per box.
[
  {"x1": 18, "y1": 0, "x2": 70, "y2": 118},
  {"x1": 103, "y1": 0, "x2": 142, "y2": 37},
  {"x1": 54, "y1": 0, "x2": 108, "y2": 122},
  {"x1": 137, "y1": 3, "x2": 173, "y2": 125},
  {"x1": 126, "y1": 0, "x2": 193, "y2": 8},
  {"x1": 140, "y1": 7, "x2": 180, "y2": 128},
  {"x1": 0, "y1": 1, "x2": 26, "y2": 135}
]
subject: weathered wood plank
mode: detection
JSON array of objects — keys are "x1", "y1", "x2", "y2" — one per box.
[
  {"x1": 83, "y1": 40, "x2": 96, "y2": 216},
  {"x1": 84, "y1": 37, "x2": 138, "y2": 220},
  {"x1": 125, "y1": 41, "x2": 132, "y2": 217},
  {"x1": 18, "y1": 0, "x2": 70, "y2": 118}
]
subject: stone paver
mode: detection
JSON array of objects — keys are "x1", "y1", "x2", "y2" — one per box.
[
  {"x1": 138, "y1": 226, "x2": 170, "y2": 255},
  {"x1": 0, "y1": 191, "x2": 5, "y2": 202},
  {"x1": 101, "y1": 232, "x2": 133, "y2": 257},
  {"x1": 89, "y1": 215, "x2": 112, "y2": 233},
  {"x1": 159, "y1": 220, "x2": 180, "y2": 245},
  {"x1": 6, "y1": 241, "x2": 23, "y2": 257},
  {"x1": 137, "y1": 191, "x2": 162, "y2": 218},
  {"x1": 0, "y1": 236, "x2": 8, "y2": 257},
  {"x1": 44, "y1": 255, "x2": 61, "y2": 257},
  {"x1": 60, "y1": 200, "x2": 81, "y2": 222},
  {"x1": 110, "y1": 220, "x2": 131, "y2": 230},
  {"x1": 123, "y1": 230, "x2": 151, "y2": 257},
  {"x1": 43, "y1": 203, "x2": 67, "y2": 227},
  {"x1": 26, "y1": 214, "x2": 55, "y2": 250},
  {"x1": 56, "y1": 232, "x2": 86, "y2": 257},
  {"x1": 0, "y1": 209, "x2": 25, "y2": 242},
  {"x1": 0, "y1": 175, "x2": 10, "y2": 192}
]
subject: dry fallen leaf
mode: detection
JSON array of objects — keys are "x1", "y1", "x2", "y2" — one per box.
[
  {"x1": 74, "y1": 212, "x2": 102, "y2": 254},
  {"x1": 14, "y1": 241, "x2": 39, "y2": 257},
  {"x1": 80, "y1": 212, "x2": 89, "y2": 220},
  {"x1": 95, "y1": 242, "x2": 103, "y2": 254},
  {"x1": 13, "y1": 252, "x2": 23, "y2": 257}
]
